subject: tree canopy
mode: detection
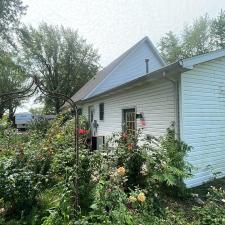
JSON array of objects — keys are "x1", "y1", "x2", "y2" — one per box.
[
  {"x1": 19, "y1": 23, "x2": 100, "y2": 114},
  {"x1": 0, "y1": 0, "x2": 26, "y2": 42},
  {"x1": 0, "y1": 51, "x2": 26, "y2": 119},
  {"x1": 211, "y1": 10, "x2": 225, "y2": 49},
  {"x1": 0, "y1": 0, "x2": 27, "y2": 119},
  {"x1": 158, "y1": 11, "x2": 225, "y2": 63}
]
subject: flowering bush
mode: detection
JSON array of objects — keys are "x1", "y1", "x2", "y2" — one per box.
[{"x1": 1, "y1": 113, "x2": 224, "y2": 225}]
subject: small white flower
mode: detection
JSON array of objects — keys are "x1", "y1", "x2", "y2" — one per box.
[
  {"x1": 140, "y1": 164, "x2": 148, "y2": 176},
  {"x1": 221, "y1": 199, "x2": 225, "y2": 203},
  {"x1": 91, "y1": 174, "x2": 99, "y2": 182},
  {"x1": 0, "y1": 208, "x2": 5, "y2": 214}
]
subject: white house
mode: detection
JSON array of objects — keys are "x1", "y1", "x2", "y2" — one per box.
[{"x1": 69, "y1": 36, "x2": 225, "y2": 187}]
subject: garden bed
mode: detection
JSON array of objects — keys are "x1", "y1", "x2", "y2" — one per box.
[{"x1": 0, "y1": 115, "x2": 224, "y2": 225}]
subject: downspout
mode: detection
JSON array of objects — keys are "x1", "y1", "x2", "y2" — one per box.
[{"x1": 162, "y1": 71, "x2": 180, "y2": 140}]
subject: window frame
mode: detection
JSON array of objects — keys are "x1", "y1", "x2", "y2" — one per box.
[
  {"x1": 78, "y1": 108, "x2": 83, "y2": 116},
  {"x1": 99, "y1": 103, "x2": 104, "y2": 121}
]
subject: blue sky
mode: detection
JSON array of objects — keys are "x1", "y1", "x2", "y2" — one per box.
[{"x1": 18, "y1": 0, "x2": 225, "y2": 112}]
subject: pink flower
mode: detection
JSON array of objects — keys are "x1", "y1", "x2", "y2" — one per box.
[
  {"x1": 122, "y1": 132, "x2": 128, "y2": 140},
  {"x1": 128, "y1": 143, "x2": 134, "y2": 150}
]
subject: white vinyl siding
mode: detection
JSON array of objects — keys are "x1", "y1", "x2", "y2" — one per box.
[
  {"x1": 82, "y1": 79, "x2": 175, "y2": 139},
  {"x1": 180, "y1": 57, "x2": 225, "y2": 187}
]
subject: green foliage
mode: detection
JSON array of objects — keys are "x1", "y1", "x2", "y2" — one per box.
[
  {"x1": 158, "y1": 12, "x2": 225, "y2": 63},
  {"x1": 157, "y1": 124, "x2": 192, "y2": 195},
  {"x1": 0, "y1": 0, "x2": 26, "y2": 41},
  {"x1": 19, "y1": 23, "x2": 100, "y2": 113},
  {"x1": 0, "y1": 51, "x2": 27, "y2": 119},
  {"x1": 159, "y1": 31, "x2": 182, "y2": 64},
  {"x1": 182, "y1": 15, "x2": 212, "y2": 57},
  {"x1": 29, "y1": 106, "x2": 45, "y2": 115},
  {"x1": 211, "y1": 10, "x2": 225, "y2": 49},
  {"x1": 158, "y1": 15, "x2": 212, "y2": 63},
  {"x1": 0, "y1": 0, "x2": 27, "y2": 122},
  {"x1": 74, "y1": 124, "x2": 192, "y2": 224},
  {"x1": 28, "y1": 119, "x2": 51, "y2": 136},
  {"x1": 0, "y1": 156, "x2": 41, "y2": 215},
  {"x1": 193, "y1": 187, "x2": 225, "y2": 225},
  {"x1": 0, "y1": 115, "x2": 224, "y2": 225},
  {"x1": 0, "y1": 115, "x2": 11, "y2": 134},
  {"x1": 109, "y1": 125, "x2": 192, "y2": 196}
]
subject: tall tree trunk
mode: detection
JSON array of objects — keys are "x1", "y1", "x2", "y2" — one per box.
[
  {"x1": 8, "y1": 105, "x2": 15, "y2": 126},
  {"x1": 0, "y1": 105, "x2": 5, "y2": 119},
  {"x1": 55, "y1": 98, "x2": 60, "y2": 114}
]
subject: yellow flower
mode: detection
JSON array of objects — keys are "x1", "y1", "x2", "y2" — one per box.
[
  {"x1": 116, "y1": 166, "x2": 126, "y2": 176},
  {"x1": 56, "y1": 134, "x2": 62, "y2": 140},
  {"x1": 137, "y1": 192, "x2": 146, "y2": 203},
  {"x1": 56, "y1": 133, "x2": 63, "y2": 141},
  {"x1": 128, "y1": 196, "x2": 137, "y2": 203}
]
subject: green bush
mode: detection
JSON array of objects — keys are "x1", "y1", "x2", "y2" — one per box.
[
  {"x1": 107, "y1": 124, "x2": 192, "y2": 196},
  {"x1": 0, "y1": 160, "x2": 41, "y2": 215},
  {"x1": 28, "y1": 119, "x2": 51, "y2": 135},
  {"x1": 1, "y1": 114, "x2": 224, "y2": 225},
  {"x1": 193, "y1": 187, "x2": 225, "y2": 225}
]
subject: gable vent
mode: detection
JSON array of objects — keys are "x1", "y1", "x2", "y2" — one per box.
[{"x1": 145, "y1": 58, "x2": 149, "y2": 73}]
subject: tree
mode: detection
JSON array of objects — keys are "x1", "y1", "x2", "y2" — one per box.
[
  {"x1": 0, "y1": 0, "x2": 26, "y2": 42},
  {"x1": 0, "y1": 51, "x2": 26, "y2": 119},
  {"x1": 19, "y1": 23, "x2": 100, "y2": 114},
  {"x1": 0, "y1": 0, "x2": 26, "y2": 120},
  {"x1": 158, "y1": 31, "x2": 182, "y2": 64},
  {"x1": 159, "y1": 15, "x2": 213, "y2": 63},
  {"x1": 182, "y1": 15, "x2": 212, "y2": 58},
  {"x1": 211, "y1": 10, "x2": 225, "y2": 49},
  {"x1": 29, "y1": 106, "x2": 44, "y2": 115}
]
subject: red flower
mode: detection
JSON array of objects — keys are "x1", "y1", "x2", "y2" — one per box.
[{"x1": 79, "y1": 129, "x2": 89, "y2": 135}]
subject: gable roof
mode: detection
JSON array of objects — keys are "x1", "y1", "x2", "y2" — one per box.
[
  {"x1": 78, "y1": 48, "x2": 225, "y2": 103},
  {"x1": 70, "y1": 36, "x2": 165, "y2": 103}
]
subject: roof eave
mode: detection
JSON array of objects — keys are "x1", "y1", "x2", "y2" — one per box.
[
  {"x1": 180, "y1": 49, "x2": 225, "y2": 69},
  {"x1": 80, "y1": 61, "x2": 187, "y2": 103}
]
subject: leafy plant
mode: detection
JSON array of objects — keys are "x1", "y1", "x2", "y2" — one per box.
[
  {"x1": 1, "y1": 114, "x2": 223, "y2": 225},
  {"x1": 193, "y1": 187, "x2": 225, "y2": 225},
  {"x1": 0, "y1": 159, "x2": 41, "y2": 215}
]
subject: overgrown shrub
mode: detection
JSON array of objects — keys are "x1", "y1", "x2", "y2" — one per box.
[
  {"x1": 107, "y1": 124, "x2": 192, "y2": 197},
  {"x1": 0, "y1": 157, "x2": 42, "y2": 216},
  {"x1": 2, "y1": 113, "x2": 223, "y2": 225},
  {"x1": 72, "y1": 124, "x2": 193, "y2": 223},
  {"x1": 193, "y1": 187, "x2": 225, "y2": 225},
  {"x1": 28, "y1": 119, "x2": 51, "y2": 135}
]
